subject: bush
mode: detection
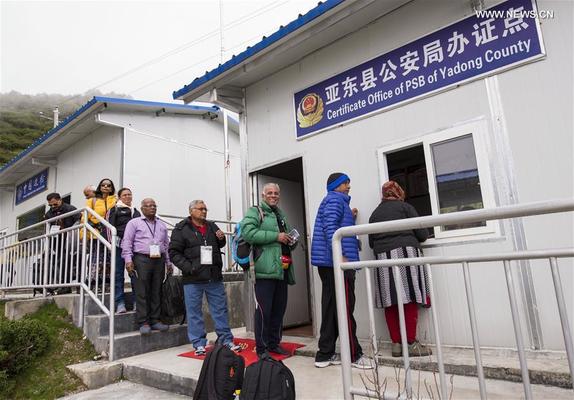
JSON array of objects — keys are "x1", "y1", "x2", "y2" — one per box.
[{"x1": 0, "y1": 318, "x2": 50, "y2": 378}]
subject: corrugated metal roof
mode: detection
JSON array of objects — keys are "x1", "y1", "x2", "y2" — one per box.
[
  {"x1": 0, "y1": 97, "x2": 219, "y2": 174},
  {"x1": 172, "y1": 0, "x2": 345, "y2": 101}
]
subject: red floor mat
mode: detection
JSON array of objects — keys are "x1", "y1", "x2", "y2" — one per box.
[{"x1": 178, "y1": 338, "x2": 305, "y2": 367}]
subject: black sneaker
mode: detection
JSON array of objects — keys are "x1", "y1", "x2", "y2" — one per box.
[{"x1": 269, "y1": 345, "x2": 290, "y2": 356}]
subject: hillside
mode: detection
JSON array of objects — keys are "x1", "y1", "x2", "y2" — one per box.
[{"x1": 0, "y1": 91, "x2": 130, "y2": 167}]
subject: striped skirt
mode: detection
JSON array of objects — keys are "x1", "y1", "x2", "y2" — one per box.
[{"x1": 374, "y1": 246, "x2": 429, "y2": 308}]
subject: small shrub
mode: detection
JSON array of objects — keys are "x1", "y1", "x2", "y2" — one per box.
[{"x1": 0, "y1": 318, "x2": 50, "y2": 377}]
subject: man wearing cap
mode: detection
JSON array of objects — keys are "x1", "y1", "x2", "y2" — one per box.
[{"x1": 311, "y1": 172, "x2": 374, "y2": 369}]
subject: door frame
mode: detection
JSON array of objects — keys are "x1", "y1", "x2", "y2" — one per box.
[{"x1": 247, "y1": 154, "x2": 317, "y2": 336}]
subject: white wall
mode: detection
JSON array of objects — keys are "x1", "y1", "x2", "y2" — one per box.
[
  {"x1": 243, "y1": 0, "x2": 573, "y2": 349},
  {"x1": 56, "y1": 125, "x2": 122, "y2": 209},
  {"x1": 100, "y1": 110, "x2": 243, "y2": 224},
  {"x1": 0, "y1": 125, "x2": 122, "y2": 233}
]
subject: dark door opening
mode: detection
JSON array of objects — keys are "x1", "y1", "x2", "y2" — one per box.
[{"x1": 252, "y1": 157, "x2": 313, "y2": 336}]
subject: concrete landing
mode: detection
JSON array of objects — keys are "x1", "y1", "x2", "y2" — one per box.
[
  {"x1": 59, "y1": 380, "x2": 189, "y2": 399},
  {"x1": 119, "y1": 343, "x2": 573, "y2": 399}
]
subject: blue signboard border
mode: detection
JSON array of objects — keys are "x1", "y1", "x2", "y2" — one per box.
[
  {"x1": 15, "y1": 169, "x2": 49, "y2": 206},
  {"x1": 292, "y1": 0, "x2": 546, "y2": 140}
]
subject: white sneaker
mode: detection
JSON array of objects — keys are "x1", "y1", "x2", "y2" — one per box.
[
  {"x1": 352, "y1": 355, "x2": 375, "y2": 370},
  {"x1": 314, "y1": 354, "x2": 341, "y2": 368},
  {"x1": 195, "y1": 346, "x2": 206, "y2": 356},
  {"x1": 225, "y1": 342, "x2": 242, "y2": 352},
  {"x1": 116, "y1": 304, "x2": 127, "y2": 314}
]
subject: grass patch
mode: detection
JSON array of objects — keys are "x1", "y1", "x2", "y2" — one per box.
[{"x1": 0, "y1": 302, "x2": 98, "y2": 400}]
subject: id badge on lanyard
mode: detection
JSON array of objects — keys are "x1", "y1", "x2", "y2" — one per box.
[
  {"x1": 201, "y1": 245, "x2": 213, "y2": 265},
  {"x1": 149, "y1": 243, "x2": 161, "y2": 258}
]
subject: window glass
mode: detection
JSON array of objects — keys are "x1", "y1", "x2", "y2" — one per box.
[
  {"x1": 431, "y1": 134, "x2": 485, "y2": 231},
  {"x1": 17, "y1": 206, "x2": 45, "y2": 241}
]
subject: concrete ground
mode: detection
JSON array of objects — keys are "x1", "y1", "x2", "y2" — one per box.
[
  {"x1": 118, "y1": 343, "x2": 573, "y2": 399},
  {"x1": 59, "y1": 381, "x2": 189, "y2": 399}
]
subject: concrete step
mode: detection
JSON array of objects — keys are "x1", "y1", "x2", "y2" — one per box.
[
  {"x1": 95, "y1": 324, "x2": 189, "y2": 359},
  {"x1": 84, "y1": 311, "x2": 139, "y2": 343}
]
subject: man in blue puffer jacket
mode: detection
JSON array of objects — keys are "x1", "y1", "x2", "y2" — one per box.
[{"x1": 311, "y1": 173, "x2": 373, "y2": 369}]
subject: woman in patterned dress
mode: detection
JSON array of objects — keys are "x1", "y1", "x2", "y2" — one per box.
[{"x1": 368, "y1": 180, "x2": 432, "y2": 357}]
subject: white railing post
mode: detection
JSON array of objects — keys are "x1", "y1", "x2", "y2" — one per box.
[
  {"x1": 462, "y1": 261, "x2": 487, "y2": 399},
  {"x1": 425, "y1": 263, "x2": 447, "y2": 400},
  {"x1": 549, "y1": 257, "x2": 574, "y2": 385},
  {"x1": 109, "y1": 232, "x2": 116, "y2": 361},
  {"x1": 503, "y1": 260, "x2": 533, "y2": 399},
  {"x1": 43, "y1": 222, "x2": 50, "y2": 296},
  {"x1": 333, "y1": 232, "x2": 354, "y2": 400},
  {"x1": 79, "y1": 210, "x2": 88, "y2": 328},
  {"x1": 392, "y1": 265, "x2": 412, "y2": 398}
]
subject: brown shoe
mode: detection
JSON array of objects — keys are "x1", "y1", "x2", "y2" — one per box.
[{"x1": 408, "y1": 341, "x2": 432, "y2": 357}]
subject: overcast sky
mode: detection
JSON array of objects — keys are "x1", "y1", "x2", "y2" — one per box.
[{"x1": 0, "y1": 0, "x2": 318, "y2": 102}]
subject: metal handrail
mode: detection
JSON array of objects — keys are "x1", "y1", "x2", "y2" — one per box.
[
  {"x1": 332, "y1": 199, "x2": 574, "y2": 400},
  {"x1": 0, "y1": 206, "x2": 118, "y2": 361}
]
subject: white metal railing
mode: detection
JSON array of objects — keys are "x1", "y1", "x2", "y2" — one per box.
[
  {"x1": 0, "y1": 207, "x2": 118, "y2": 360},
  {"x1": 158, "y1": 214, "x2": 239, "y2": 272},
  {"x1": 332, "y1": 199, "x2": 574, "y2": 400}
]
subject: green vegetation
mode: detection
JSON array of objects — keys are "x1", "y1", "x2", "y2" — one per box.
[
  {"x1": 0, "y1": 302, "x2": 98, "y2": 400},
  {"x1": 0, "y1": 91, "x2": 130, "y2": 167}
]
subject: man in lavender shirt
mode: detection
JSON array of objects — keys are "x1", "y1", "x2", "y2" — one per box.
[{"x1": 122, "y1": 198, "x2": 170, "y2": 335}]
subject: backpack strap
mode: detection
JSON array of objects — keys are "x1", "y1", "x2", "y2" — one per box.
[
  {"x1": 207, "y1": 345, "x2": 223, "y2": 399},
  {"x1": 256, "y1": 206, "x2": 264, "y2": 225},
  {"x1": 193, "y1": 350, "x2": 212, "y2": 400}
]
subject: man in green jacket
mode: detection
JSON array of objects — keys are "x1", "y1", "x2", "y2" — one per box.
[{"x1": 241, "y1": 182, "x2": 295, "y2": 358}]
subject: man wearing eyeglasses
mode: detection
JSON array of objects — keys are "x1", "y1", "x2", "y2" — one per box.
[
  {"x1": 169, "y1": 200, "x2": 241, "y2": 355},
  {"x1": 122, "y1": 198, "x2": 171, "y2": 335}
]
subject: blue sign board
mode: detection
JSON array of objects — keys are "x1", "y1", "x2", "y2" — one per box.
[
  {"x1": 15, "y1": 169, "x2": 49, "y2": 205},
  {"x1": 294, "y1": 0, "x2": 545, "y2": 139}
]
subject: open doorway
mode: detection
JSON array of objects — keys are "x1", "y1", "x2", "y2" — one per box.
[{"x1": 251, "y1": 157, "x2": 313, "y2": 337}]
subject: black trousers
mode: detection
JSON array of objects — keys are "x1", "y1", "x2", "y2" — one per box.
[
  {"x1": 133, "y1": 253, "x2": 165, "y2": 326},
  {"x1": 316, "y1": 267, "x2": 363, "y2": 363},
  {"x1": 254, "y1": 277, "x2": 288, "y2": 354}
]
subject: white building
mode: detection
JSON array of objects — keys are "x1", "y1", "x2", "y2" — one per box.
[
  {"x1": 0, "y1": 96, "x2": 242, "y2": 240},
  {"x1": 173, "y1": 0, "x2": 573, "y2": 350}
]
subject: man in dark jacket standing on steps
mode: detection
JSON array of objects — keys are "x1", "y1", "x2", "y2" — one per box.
[
  {"x1": 169, "y1": 200, "x2": 241, "y2": 356},
  {"x1": 311, "y1": 172, "x2": 374, "y2": 370}
]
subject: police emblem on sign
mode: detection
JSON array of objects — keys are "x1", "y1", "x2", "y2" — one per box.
[{"x1": 297, "y1": 93, "x2": 323, "y2": 128}]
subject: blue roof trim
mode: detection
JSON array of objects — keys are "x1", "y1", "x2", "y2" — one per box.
[
  {"x1": 172, "y1": 0, "x2": 345, "y2": 100},
  {"x1": 92, "y1": 96, "x2": 219, "y2": 112},
  {"x1": 0, "y1": 97, "x2": 219, "y2": 174}
]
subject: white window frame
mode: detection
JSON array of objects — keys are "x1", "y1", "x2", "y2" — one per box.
[{"x1": 377, "y1": 119, "x2": 499, "y2": 242}]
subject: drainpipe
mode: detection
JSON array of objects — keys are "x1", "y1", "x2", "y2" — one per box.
[
  {"x1": 238, "y1": 91, "x2": 254, "y2": 332},
  {"x1": 223, "y1": 109, "x2": 233, "y2": 270}
]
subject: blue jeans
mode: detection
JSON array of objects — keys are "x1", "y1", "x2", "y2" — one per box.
[
  {"x1": 115, "y1": 247, "x2": 125, "y2": 306},
  {"x1": 184, "y1": 281, "x2": 233, "y2": 348}
]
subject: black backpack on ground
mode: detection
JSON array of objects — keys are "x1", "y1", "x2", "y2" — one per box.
[
  {"x1": 241, "y1": 357, "x2": 295, "y2": 400},
  {"x1": 193, "y1": 344, "x2": 244, "y2": 400},
  {"x1": 161, "y1": 274, "x2": 186, "y2": 324}
]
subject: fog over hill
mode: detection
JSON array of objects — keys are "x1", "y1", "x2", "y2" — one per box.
[{"x1": 0, "y1": 90, "x2": 131, "y2": 167}]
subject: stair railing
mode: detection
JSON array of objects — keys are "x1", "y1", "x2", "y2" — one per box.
[
  {"x1": 0, "y1": 207, "x2": 118, "y2": 360},
  {"x1": 332, "y1": 199, "x2": 574, "y2": 400}
]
